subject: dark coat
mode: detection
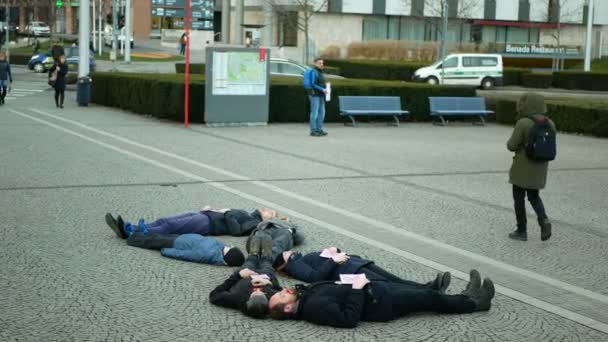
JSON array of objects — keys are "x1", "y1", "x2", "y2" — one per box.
[
  {"x1": 205, "y1": 209, "x2": 262, "y2": 236},
  {"x1": 507, "y1": 93, "x2": 556, "y2": 190},
  {"x1": 209, "y1": 271, "x2": 281, "y2": 311},
  {"x1": 49, "y1": 62, "x2": 68, "y2": 90},
  {"x1": 308, "y1": 67, "x2": 326, "y2": 97},
  {"x1": 284, "y1": 252, "x2": 373, "y2": 283},
  {"x1": 295, "y1": 281, "x2": 403, "y2": 328}
]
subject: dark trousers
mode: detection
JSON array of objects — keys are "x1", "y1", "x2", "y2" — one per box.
[
  {"x1": 143, "y1": 212, "x2": 212, "y2": 236},
  {"x1": 126, "y1": 233, "x2": 178, "y2": 250},
  {"x1": 513, "y1": 185, "x2": 548, "y2": 232},
  {"x1": 387, "y1": 287, "x2": 476, "y2": 317},
  {"x1": 241, "y1": 255, "x2": 276, "y2": 278},
  {"x1": 54, "y1": 87, "x2": 65, "y2": 106},
  {"x1": 361, "y1": 264, "x2": 429, "y2": 289},
  {"x1": 180, "y1": 44, "x2": 186, "y2": 55},
  {"x1": 0, "y1": 86, "x2": 7, "y2": 100}
]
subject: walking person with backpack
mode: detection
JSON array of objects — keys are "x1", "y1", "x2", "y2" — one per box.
[
  {"x1": 506, "y1": 93, "x2": 556, "y2": 242},
  {"x1": 303, "y1": 58, "x2": 328, "y2": 137},
  {"x1": 0, "y1": 52, "x2": 12, "y2": 105}
]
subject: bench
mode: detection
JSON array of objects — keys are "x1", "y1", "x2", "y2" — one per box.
[
  {"x1": 339, "y1": 96, "x2": 410, "y2": 127},
  {"x1": 429, "y1": 97, "x2": 494, "y2": 126}
]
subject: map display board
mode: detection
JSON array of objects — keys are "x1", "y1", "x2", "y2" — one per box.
[
  {"x1": 212, "y1": 51, "x2": 267, "y2": 96},
  {"x1": 205, "y1": 47, "x2": 270, "y2": 126}
]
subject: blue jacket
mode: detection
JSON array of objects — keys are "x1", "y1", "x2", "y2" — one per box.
[
  {"x1": 0, "y1": 60, "x2": 11, "y2": 81},
  {"x1": 284, "y1": 252, "x2": 373, "y2": 283},
  {"x1": 160, "y1": 234, "x2": 226, "y2": 265}
]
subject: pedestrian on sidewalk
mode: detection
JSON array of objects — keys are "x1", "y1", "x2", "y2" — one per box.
[
  {"x1": 0, "y1": 52, "x2": 12, "y2": 105},
  {"x1": 303, "y1": 58, "x2": 328, "y2": 137},
  {"x1": 506, "y1": 93, "x2": 556, "y2": 242},
  {"x1": 48, "y1": 55, "x2": 68, "y2": 108},
  {"x1": 179, "y1": 33, "x2": 187, "y2": 56}
]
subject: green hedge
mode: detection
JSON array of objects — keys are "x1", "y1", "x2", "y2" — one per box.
[
  {"x1": 552, "y1": 71, "x2": 608, "y2": 91},
  {"x1": 91, "y1": 72, "x2": 476, "y2": 123},
  {"x1": 503, "y1": 67, "x2": 530, "y2": 86},
  {"x1": 8, "y1": 53, "x2": 32, "y2": 66},
  {"x1": 521, "y1": 72, "x2": 553, "y2": 89},
  {"x1": 324, "y1": 59, "x2": 427, "y2": 81},
  {"x1": 495, "y1": 99, "x2": 608, "y2": 137},
  {"x1": 175, "y1": 63, "x2": 206, "y2": 74}
]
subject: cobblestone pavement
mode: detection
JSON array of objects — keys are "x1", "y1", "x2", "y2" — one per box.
[{"x1": 1, "y1": 78, "x2": 608, "y2": 341}]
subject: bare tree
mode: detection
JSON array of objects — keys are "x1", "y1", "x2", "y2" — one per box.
[
  {"x1": 404, "y1": 0, "x2": 479, "y2": 58},
  {"x1": 541, "y1": 0, "x2": 583, "y2": 71},
  {"x1": 264, "y1": 0, "x2": 328, "y2": 63}
]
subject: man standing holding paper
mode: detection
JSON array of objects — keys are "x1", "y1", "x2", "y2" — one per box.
[{"x1": 303, "y1": 58, "x2": 328, "y2": 137}]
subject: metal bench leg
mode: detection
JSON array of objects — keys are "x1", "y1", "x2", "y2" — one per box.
[
  {"x1": 473, "y1": 115, "x2": 486, "y2": 126},
  {"x1": 392, "y1": 115, "x2": 400, "y2": 127},
  {"x1": 433, "y1": 116, "x2": 447, "y2": 126},
  {"x1": 348, "y1": 115, "x2": 356, "y2": 127}
]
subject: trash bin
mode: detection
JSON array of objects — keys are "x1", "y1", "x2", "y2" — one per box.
[{"x1": 77, "y1": 76, "x2": 92, "y2": 106}]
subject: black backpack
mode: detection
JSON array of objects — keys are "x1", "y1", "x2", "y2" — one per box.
[{"x1": 525, "y1": 116, "x2": 556, "y2": 162}]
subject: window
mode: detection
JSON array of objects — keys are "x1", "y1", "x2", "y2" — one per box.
[
  {"x1": 362, "y1": 16, "x2": 388, "y2": 41},
  {"x1": 548, "y1": 0, "x2": 560, "y2": 23},
  {"x1": 388, "y1": 16, "x2": 400, "y2": 40},
  {"x1": 327, "y1": 0, "x2": 342, "y2": 13},
  {"x1": 411, "y1": 0, "x2": 425, "y2": 16},
  {"x1": 463, "y1": 56, "x2": 498, "y2": 67},
  {"x1": 440, "y1": 56, "x2": 458, "y2": 68},
  {"x1": 519, "y1": 0, "x2": 530, "y2": 21},
  {"x1": 400, "y1": 18, "x2": 425, "y2": 41},
  {"x1": 448, "y1": 0, "x2": 459, "y2": 18},
  {"x1": 507, "y1": 27, "x2": 529, "y2": 43},
  {"x1": 270, "y1": 62, "x2": 280, "y2": 73},
  {"x1": 278, "y1": 12, "x2": 298, "y2": 47},
  {"x1": 484, "y1": 0, "x2": 496, "y2": 20}
]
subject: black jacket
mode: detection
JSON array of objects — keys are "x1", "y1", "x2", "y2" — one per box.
[
  {"x1": 295, "y1": 281, "x2": 398, "y2": 328},
  {"x1": 284, "y1": 252, "x2": 373, "y2": 283},
  {"x1": 204, "y1": 209, "x2": 262, "y2": 236},
  {"x1": 209, "y1": 271, "x2": 281, "y2": 311},
  {"x1": 49, "y1": 63, "x2": 68, "y2": 89}
]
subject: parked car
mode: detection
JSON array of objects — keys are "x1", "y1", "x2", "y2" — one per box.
[
  {"x1": 28, "y1": 46, "x2": 96, "y2": 73},
  {"x1": 25, "y1": 21, "x2": 51, "y2": 37},
  {"x1": 270, "y1": 58, "x2": 344, "y2": 79},
  {"x1": 103, "y1": 24, "x2": 134, "y2": 48},
  {"x1": 412, "y1": 53, "x2": 503, "y2": 89}
]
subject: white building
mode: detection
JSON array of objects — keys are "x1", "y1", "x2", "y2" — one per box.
[{"x1": 232, "y1": 0, "x2": 608, "y2": 62}]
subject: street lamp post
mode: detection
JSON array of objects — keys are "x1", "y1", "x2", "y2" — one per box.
[{"x1": 584, "y1": 0, "x2": 594, "y2": 72}]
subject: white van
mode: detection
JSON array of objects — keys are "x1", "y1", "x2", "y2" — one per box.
[{"x1": 413, "y1": 54, "x2": 503, "y2": 89}]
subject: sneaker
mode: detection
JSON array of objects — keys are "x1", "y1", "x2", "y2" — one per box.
[
  {"x1": 105, "y1": 213, "x2": 127, "y2": 239},
  {"x1": 310, "y1": 131, "x2": 321, "y2": 137},
  {"x1": 508, "y1": 230, "x2": 528, "y2": 241},
  {"x1": 540, "y1": 219, "x2": 552, "y2": 241},
  {"x1": 319, "y1": 130, "x2": 328, "y2": 136},
  {"x1": 247, "y1": 235, "x2": 262, "y2": 256}
]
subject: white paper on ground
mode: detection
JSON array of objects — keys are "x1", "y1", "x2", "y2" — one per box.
[
  {"x1": 250, "y1": 274, "x2": 270, "y2": 280},
  {"x1": 339, "y1": 274, "x2": 367, "y2": 284}
]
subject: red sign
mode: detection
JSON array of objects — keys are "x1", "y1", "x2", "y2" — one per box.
[{"x1": 259, "y1": 48, "x2": 266, "y2": 62}]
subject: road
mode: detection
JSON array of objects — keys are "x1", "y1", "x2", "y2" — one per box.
[{"x1": 1, "y1": 66, "x2": 608, "y2": 341}]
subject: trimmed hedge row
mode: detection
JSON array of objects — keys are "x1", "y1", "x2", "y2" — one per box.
[
  {"x1": 495, "y1": 99, "x2": 608, "y2": 137},
  {"x1": 553, "y1": 71, "x2": 608, "y2": 91},
  {"x1": 91, "y1": 72, "x2": 476, "y2": 123},
  {"x1": 521, "y1": 73, "x2": 553, "y2": 89},
  {"x1": 175, "y1": 63, "x2": 206, "y2": 74}
]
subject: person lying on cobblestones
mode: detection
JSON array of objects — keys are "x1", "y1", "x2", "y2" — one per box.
[
  {"x1": 209, "y1": 233, "x2": 282, "y2": 319},
  {"x1": 273, "y1": 247, "x2": 451, "y2": 293},
  {"x1": 246, "y1": 217, "x2": 305, "y2": 264},
  {"x1": 268, "y1": 269, "x2": 494, "y2": 328},
  {"x1": 104, "y1": 207, "x2": 284, "y2": 239},
  {"x1": 124, "y1": 232, "x2": 245, "y2": 266}
]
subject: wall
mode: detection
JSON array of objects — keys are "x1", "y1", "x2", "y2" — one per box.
[{"x1": 307, "y1": 13, "x2": 362, "y2": 61}]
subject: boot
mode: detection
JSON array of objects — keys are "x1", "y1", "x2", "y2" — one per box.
[
  {"x1": 468, "y1": 278, "x2": 495, "y2": 311},
  {"x1": 105, "y1": 213, "x2": 127, "y2": 239},
  {"x1": 540, "y1": 219, "x2": 552, "y2": 241},
  {"x1": 461, "y1": 269, "x2": 482, "y2": 297},
  {"x1": 247, "y1": 235, "x2": 262, "y2": 256},
  {"x1": 508, "y1": 230, "x2": 528, "y2": 241},
  {"x1": 428, "y1": 272, "x2": 451, "y2": 294},
  {"x1": 260, "y1": 235, "x2": 273, "y2": 258}
]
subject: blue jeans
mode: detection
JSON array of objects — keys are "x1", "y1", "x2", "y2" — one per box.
[
  {"x1": 308, "y1": 95, "x2": 325, "y2": 133},
  {"x1": 0, "y1": 79, "x2": 8, "y2": 87}
]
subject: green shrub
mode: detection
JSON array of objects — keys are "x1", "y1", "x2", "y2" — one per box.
[
  {"x1": 175, "y1": 63, "x2": 206, "y2": 74},
  {"x1": 324, "y1": 59, "x2": 428, "y2": 81},
  {"x1": 553, "y1": 71, "x2": 608, "y2": 91},
  {"x1": 495, "y1": 99, "x2": 608, "y2": 136},
  {"x1": 323, "y1": 66, "x2": 340, "y2": 76},
  {"x1": 92, "y1": 72, "x2": 476, "y2": 123},
  {"x1": 503, "y1": 67, "x2": 530, "y2": 86},
  {"x1": 521, "y1": 72, "x2": 553, "y2": 89},
  {"x1": 591, "y1": 117, "x2": 608, "y2": 137}
]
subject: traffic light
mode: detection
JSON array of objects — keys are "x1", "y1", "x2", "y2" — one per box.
[{"x1": 56, "y1": 0, "x2": 63, "y2": 8}]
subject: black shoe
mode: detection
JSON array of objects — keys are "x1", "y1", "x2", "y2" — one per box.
[
  {"x1": 540, "y1": 219, "x2": 552, "y2": 241},
  {"x1": 461, "y1": 269, "x2": 482, "y2": 297},
  {"x1": 60, "y1": 105, "x2": 64, "y2": 109},
  {"x1": 105, "y1": 213, "x2": 127, "y2": 239},
  {"x1": 247, "y1": 235, "x2": 262, "y2": 256},
  {"x1": 508, "y1": 230, "x2": 528, "y2": 241},
  {"x1": 469, "y1": 278, "x2": 495, "y2": 311},
  {"x1": 319, "y1": 130, "x2": 328, "y2": 136},
  {"x1": 310, "y1": 131, "x2": 321, "y2": 137}
]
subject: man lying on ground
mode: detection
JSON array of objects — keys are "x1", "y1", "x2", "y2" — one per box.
[
  {"x1": 273, "y1": 247, "x2": 450, "y2": 292},
  {"x1": 268, "y1": 269, "x2": 494, "y2": 328},
  {"x1": 246, "y1": 217, "x2": 305, "y2": 264},
  {"x1": 209, "y1": 232, "x2": 283, "y2": 319},
  {"x1": 124, "y1": 232, "x2": 245, "y2": 267},
  {"x1": 105, "y1": 207, "x2": 284, "y2": 239}
]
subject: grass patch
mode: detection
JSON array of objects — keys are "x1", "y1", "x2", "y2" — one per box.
[{"x1": 95, "y1": 52, "x2": 184, "y2": 62}]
